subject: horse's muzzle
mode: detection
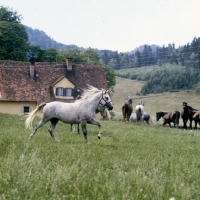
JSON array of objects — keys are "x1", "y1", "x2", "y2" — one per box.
[
  {"x1": 108, "y1": 106, "x2": 113, "y2": 110},
  {"x1": 107, "y1": 103, "x2": 113, "y2": 110}
]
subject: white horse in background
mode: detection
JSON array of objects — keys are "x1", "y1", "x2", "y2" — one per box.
[
  {"x1": 25, "y1": 85, "x2": 113, "y2": 143},
  {"x1": 129, "y1": 112, "x2": 156, "y2": 125},
  {"x1": 135, "y1": 101, "x2": 145, "y2": 122}
]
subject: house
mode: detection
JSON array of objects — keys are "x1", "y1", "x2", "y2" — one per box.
[{"x1": 0, "y1": 59, "x2": 108, "y2": 115}]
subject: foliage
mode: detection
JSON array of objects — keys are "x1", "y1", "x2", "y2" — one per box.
[
  {"x1": 0, "y1": 6, "x2": 28, "y2": 61},
  {"x1": 103, "y1": 65, "x2": 116, "y2": 92},
  {"x1": 141, "y1": 68, "x2": 200, "y2": 95},
  {"x1": 194, "y1": 85, "x2": 200, "y2": 95},
  {"x1": 81, "y1": 48, "x2": 100, "y2": 65},
  {"x1": 1, "y1": 113, "x2": 200, "y2": 199},
  {"x1": 57, "y1": 49, "x2": 83, "y2": 63},
  {"x1": 0, "y1": 21, "x2": 28, "y2": 61},
  {"x1": 0, "y1": 6, "x2": 22, "y2": 23}
]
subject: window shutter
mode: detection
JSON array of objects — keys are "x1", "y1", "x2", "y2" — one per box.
[
  {"x1": 72, "y1": 89, "x2": 74, "y2": 96},
  {"x1": 56, "y1": 88, "x2": 59, "y2": 96}
]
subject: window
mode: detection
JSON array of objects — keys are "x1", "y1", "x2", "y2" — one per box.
[
  {"x1": 23, "y1": 106, "x2": 30, "y2": 114},
  {"x1": 65, "y1": 88, "x2": 72, "y2": 96},
  {"x1": 56, "y1": 87, "x2": 64, "y2": 96},
  {"x1": 56, "y1": 87, "x2": 74, "y2": 97}
]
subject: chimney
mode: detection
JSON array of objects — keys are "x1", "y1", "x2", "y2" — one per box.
[
  {"x1": 66, "y1": 58, "x2": 72, "y2": 71},
  {"x1": 30, "y1": 63, "x2": 35, "y2": 78}
]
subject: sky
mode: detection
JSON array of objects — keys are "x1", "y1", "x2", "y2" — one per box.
[{"x1": 1, "y1": 0, "x2": 200, "y2": 52}]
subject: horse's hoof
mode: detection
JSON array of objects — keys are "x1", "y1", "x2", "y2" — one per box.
[{"x1": 98, "y1": 136, "x2": 101, "y2": 140}]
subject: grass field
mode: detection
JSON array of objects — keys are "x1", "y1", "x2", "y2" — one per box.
[{"x1": 1, "y1": 77, "x2": 200, "y2": 199}]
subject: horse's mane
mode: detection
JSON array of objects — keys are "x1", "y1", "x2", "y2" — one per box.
[{"x1": 76, "y1": 85, "x2": 102, "y2": 102}]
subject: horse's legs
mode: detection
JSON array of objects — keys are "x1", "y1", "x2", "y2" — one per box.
[
  {"x1": 87, "y1": 119, "x2": 102, "y2": 139},
  {"x1": 194, "y1": 121, "x2": 197, "y2": 129},
  {"x1": 70, "y1": 124, "x2": 73, "y2": 132},
  {"x1": 77, "y1": 124, "x2": 80, "y2": 134},
  {"x1": 81, "y1": 120, "x2": 88, "y2": 143},
  {"x1": 30, "y1": 118, "x2": 48, "y2": 139},
  {"x1": 183, "y1": 119, "x2": 188, "y2": 129},
  {"x1": 73, "y1": 124, "x2": 80, "y2": 134},
  {"x1": 48, "y1": 118, "x2": 59, "y2": 142},
  {"x1": 189, "y1": 119, "x2": 193, "y2": 130}
]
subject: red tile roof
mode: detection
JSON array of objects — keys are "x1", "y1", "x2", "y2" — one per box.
[{"x1": 0, "y1": 60, "x2": 108, "y2": 104}]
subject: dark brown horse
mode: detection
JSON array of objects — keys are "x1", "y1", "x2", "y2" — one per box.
[
  {"x1": 122, "y1": 98, "x2": 133, "y2": 121},
  {"x1": 181, "y1": 102, "x2": 197, "y2": 129},
  {"x1": 192, "y1": 110, "x2": 200, "y2": 129},
  {"x1": 156, "y1": 111, "x2": 180, "y2": 127}
]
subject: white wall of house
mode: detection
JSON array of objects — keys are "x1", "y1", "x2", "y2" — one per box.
[{"x1": 0, "y1": 102, "x2": 37, "y2": 115}]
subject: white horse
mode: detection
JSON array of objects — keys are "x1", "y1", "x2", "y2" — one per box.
[
  {"x1": 135, "y1": 101, "x2": 145, "y2": 122},
  {"x1": 129, "y1": 112, "x2": 156, "y2": 125},
  {"x1": 70, "y1": 96, "x2": 111, "y2": 133},
  {"x1": 25, "y1": 85, "x2": 113, "y2": 143}
]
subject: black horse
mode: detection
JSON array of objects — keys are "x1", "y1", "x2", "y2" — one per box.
[
  {"x1": 156, "y1": 111, "x2": 180, "y2": 127},
  {"x1": 181, "y1": 102, "x2": 197, "y2": 129},
  {"x1": 122, "y1": 98, "x2": 133, "y2": 121}
]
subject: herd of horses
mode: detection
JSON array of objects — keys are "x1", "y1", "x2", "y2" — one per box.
[
  {"x1": 122, "y1": 98, "x2": 200, "y2": 130},
  {"x1": 24, "y1": 85, "x2": 200, "y2": 143}
]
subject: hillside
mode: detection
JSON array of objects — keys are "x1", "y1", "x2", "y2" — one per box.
[
  {"x1": 24, "y1": 26, "x2": 83, "y2": 50},
  {"x1": 114, "y1": 64, "x2": 200, "y2": 95}
]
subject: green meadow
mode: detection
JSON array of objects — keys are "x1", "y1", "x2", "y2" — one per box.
[{"x1": 1, "y1": 76, "x2": 200, "y2": 199}]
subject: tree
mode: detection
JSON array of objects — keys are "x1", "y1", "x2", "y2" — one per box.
[
  {"x1": 57, "y1": 49, "x2": 83, "y2": 63},
  {"x1": 81, "y1": 48, "x2": 100, "y2": 65},
  {"x1": 0, "y1": 6, "x2": 22, "y2": 23},
  {"x1": 103, "y1": 65, "x2": 116, "y2": 92},
  {"x1": 0, "y1": 21, "x2": 28, "y2": 60},
  {"x1": 0, "y1": 6, "x2": 28, "y2": 61}
]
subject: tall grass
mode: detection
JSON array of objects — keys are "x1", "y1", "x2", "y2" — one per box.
[{"x1": 0, "y1": 113, "x2": 200, "y2": 199}]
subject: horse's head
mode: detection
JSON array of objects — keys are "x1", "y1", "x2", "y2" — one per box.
[
  {"x1": 100, "y1": 90, "x2": 113, "y2": 110},
  {"x1": 156, "y1": 112, "x2": 161, "y2": 121},
  {"x1": 128, "y1": 98, "x2": 133, "y2": 105},
  {"x1": 139, "y1": 101, "x2": 145, "y2": 106},
  {"x1": 182, "y1": 102, "x2": 188, "y2": 110}
]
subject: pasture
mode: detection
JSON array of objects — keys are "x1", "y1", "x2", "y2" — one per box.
[{"x1": 1, "y1": 77, "x2": 200, "y2": 199}]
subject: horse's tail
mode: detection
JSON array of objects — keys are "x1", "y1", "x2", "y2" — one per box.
[
  {"x1": 150, "y1": 117, "x2": 157, "y2": 125},
  {"x1": 175, "y1": 111, "x2": 180, "y2": 127},
  {"x1": 25, "y1": 103, "x2": 46, "y2": 130}
]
